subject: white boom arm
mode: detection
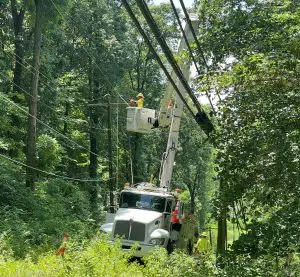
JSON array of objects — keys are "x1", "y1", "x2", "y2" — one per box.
[{"x1": 159, "y1": 17, "x2": 198, "y2": 191}]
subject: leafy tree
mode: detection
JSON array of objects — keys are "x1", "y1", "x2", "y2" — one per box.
[
  {"x1": 197, "y1": 0, "x2": 300, "y2": 261},
  {"x1": 173, "y1": 113, "x2": 215, "y2": 223}
]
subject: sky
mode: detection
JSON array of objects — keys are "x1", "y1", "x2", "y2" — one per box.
[{"x1": 152, "y1": 0, "x2": 194, "y2": 8}]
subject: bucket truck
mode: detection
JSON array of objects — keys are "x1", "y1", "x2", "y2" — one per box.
[{"x1": 100, "y1": 17, "x2": 199, "y2": 258}]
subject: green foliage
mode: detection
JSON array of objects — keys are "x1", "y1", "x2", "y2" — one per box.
[
  {"x1": 218, "y1": 252, "x2": 300, "y2": 277},
  {"x1": 0, "y1": 235, "x2": 299, "y2": 276},
  {"x1": 230, "y1": 199, "x2": 300, "y2": 258},
  {"x1": 0, "y1": 236, "x2": 139, "y2": 276},
  {"x1": 197, "y1": 0, "x2": 300, "y2": 268},
  {"x1": 0, "y1": 236, "x2": 219, "y2": 277},
  {"x1": 3, "y1": 0, "x2": 299, "y2": 274},
  {"x1": 0, "y1": 157, "x2": 96, "y2": 259},
  {"x1": 173, "y1": 113, "x2": 217, "y2": 225},
  {"x1": 0, "y1": 92, "x2": 27, "y2": 156},
  {"x1": 198, "y1": 0, "x2": 300, "y2": 64},
  {"x1": 37, "y1": 134, "x2": 64, "y2": 170},
  {"x1": 144, "y1": 248, "x2": 217, "y2": 277}
]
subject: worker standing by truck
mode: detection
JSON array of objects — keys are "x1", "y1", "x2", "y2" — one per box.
[
  {"x1": 170, "y1": 188, "x2": 185, "y2": 246},
  {"x1": 171, "y1": 189, "x2": 184, "y2": 231},
  {"x1": 194, "y1": 232, "x2": 211, "y2": 258}
]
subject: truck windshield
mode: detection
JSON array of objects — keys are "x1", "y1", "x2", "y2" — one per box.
[{"x1": 120, "y1": 192, "x2": 166, "y2": 213}]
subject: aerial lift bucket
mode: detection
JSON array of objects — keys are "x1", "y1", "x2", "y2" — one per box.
[{"x1": 126, "y1": 107, "x2": 157, "y2": 134}]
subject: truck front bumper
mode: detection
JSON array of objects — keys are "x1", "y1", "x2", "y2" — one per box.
[
  {"x1": 123, "y1": 242, "x2": 155, "y2": 257},
  {"x1": 110, "y1": 240, "x2": 157, "y2": 257}
]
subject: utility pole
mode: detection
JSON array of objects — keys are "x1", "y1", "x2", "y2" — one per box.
[
  {"x1": 106, "y1": 95, "x2": 114, "y2": 213},
  {"x1": 26, "y1": 0, "x2": 42, "y2": 189}
]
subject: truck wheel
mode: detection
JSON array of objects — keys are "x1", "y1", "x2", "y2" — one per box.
[
  {"x1": 167, "y1": 240, "x2": 174, "y2": 254},
  {"x1": 187, "y1": 239, "x2": 193, "y2": 255}
]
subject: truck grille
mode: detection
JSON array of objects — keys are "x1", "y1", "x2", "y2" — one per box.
[{"x1": 114, "y1": 220, "x2": 145, "y2": 242}]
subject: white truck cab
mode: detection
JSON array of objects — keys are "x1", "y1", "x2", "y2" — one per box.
[
  {"x1": 100, "y1": 183, "x2": 195, "y2": 257},
  {"x1": 101, "y1": 183, "x2": 175, "y2": 257}
]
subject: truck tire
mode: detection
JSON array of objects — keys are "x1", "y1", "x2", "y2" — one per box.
[
  {"x1": 167, "y1": 239, "x2": 174, "y2": 254},
  {"x1": 187, "y1": 239, "x2": 193, "y2": 255}
]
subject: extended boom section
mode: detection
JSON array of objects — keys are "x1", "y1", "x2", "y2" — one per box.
[{"x1": 159, "y1": 18, "x2": 199, "y2": 191}]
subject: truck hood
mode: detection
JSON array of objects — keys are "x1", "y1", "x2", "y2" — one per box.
[{"x1": 115, "y1": 208, "x2": 162, "y2": 224}]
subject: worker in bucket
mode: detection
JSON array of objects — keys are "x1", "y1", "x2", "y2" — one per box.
[{"x1": 130, "y1": 93, "x2": 144, "y2": 108}]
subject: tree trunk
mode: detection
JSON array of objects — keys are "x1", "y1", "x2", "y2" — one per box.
[
  {"x1": 63, "y1": 101, "x2": 70, "y2": 134},
  {"x1": 216, "y1": 179, "x2": 227, "y2": 262},
  {"x1": 217, "y1": 208, "x2": 227, "y2": 256},
  {"x1": 190, "y1": 168, "x2": 199, "y2": 215},
  {"x1": 107, "y1": 96, "x2": 114, "y2": 212},
  {"x1": 190, "y1": 192, "x2": 195, "y2": 214},
  {"x1": 26, "y1": 0, "x2": 42, "y2": 189},
  {"x1": 9, "y1": 0, "x2": 25, "y2": 157},
  {"x1": 125, "y1": 154, "x2": 130, "y2": 182},
  {"x1": 10, "y1": 0, "x2": 25, "y2": 97},
  {"x1": 88, "y1": 73, "x2": 100, "y2": 216},
  {"x1": 199, "y1": 178, "x2": 208, "y2": 230}
]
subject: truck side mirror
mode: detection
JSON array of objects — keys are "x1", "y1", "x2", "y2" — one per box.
[
  {"x1": 105, "y1": 206, "x2": 117, "y2": 213},
  {"x1": 162, "y1": 211, "x2": 170, "y2": 218}
]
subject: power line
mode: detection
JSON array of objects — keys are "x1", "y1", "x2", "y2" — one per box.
[
  {"x1": 121, "y1": 1, "x2": 214, "y2": 135},
  {"x1": 49, "y1": 0, "x2": 128, "y2": 172},
  {"x1": 132, "y1": 0, "x2": 214, "y2": 135},
  {"x1": 0, "y1": 72, "x2": 66, "y2": 120},
  {"x1": 0, "y1": 75, "x2": 110, "y2": 136},
  {"x1": 178, "y1": 0, "x2": 222, "y2": 102},
  {"x1": 0, "y1": 92, "x2": 86, "y2": 153},
  {"x1": 1, "y1": 45, "x2": 118, "y2": 167},
  {"x1": 0, "y1": 43, "x2": 98, "y2": 151},
  {"x1": 178, "y1": 0, "x2": 208, "y2": 68},
  {"x1": 121, "y1": 0, "x2": 195, "y2": 118},
  {"x1": 1, "y1": 46, "x2": 109, "y2": 179},
  {"x1": 1, "y1": 8, "x2": 121, "y2": 150},
  {"x1": 0, "y1": 41, "x2": 87, "y2": 106},
  {"x1": 0, "y1": 153, "x2": 115, "y2": 183},
  {"x1": 88, "y1": 103, "x2": 128, "y2": 106},
  {"x1": 136, "y1": 0, "x2": 203, "y2": 113},
  {"x1": 0, "y1": 90, "x2": 116, "y2": 167},
  {"x1": 169, "y1": 0, "x2": 216, "y2": 115},
  {"x1": 49, "y1": 0, "x2": 191, "y2": 117}
]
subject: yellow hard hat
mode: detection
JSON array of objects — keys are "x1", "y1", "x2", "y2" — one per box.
[
  {"x1": 136, "y1": 93, "x2": 144, "y2": 98},
  {"x1": 201, "y1": 232, "x2": 208, "y2": 237}
]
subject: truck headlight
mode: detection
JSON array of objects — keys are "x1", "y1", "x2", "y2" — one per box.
[{"x1": 149, "y1": 238, "x2": 165, "y2": 245}]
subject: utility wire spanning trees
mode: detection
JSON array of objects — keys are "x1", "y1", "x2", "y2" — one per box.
[
  {"x1": 121, "y1": 0, "x2": 195, "y2": 117},
  {"x1": 49, "y1": 0, "x2": 125, "y2": 202},
  {"x1": 0, "y1": 79, "x2": 116, "y2": 168},
  {"x1": 138, "y1": 0, "x2": 202, "y2": 112},
  {"x1": 123, "y1": 0, "x2": 214, "y2": 135},
  {"x1": 0, "y1": 40, "x2": 88, "y2": 108},
  {"x1": 0, "y1": 153, "x2": 116, "y2": 183},
  {"x1": 49, "y1": 0, "x2": 118, "y2": 93},
  {"x1": 0, "y1": 41, "x2": 95, "y2": 165},
  {"x1": 0, "y1": 89, "x2": 117, "y2": 183},
  {"x1": 169, "y1": 0, "x2": 216, "y2": 114},
  {"x1": 178, "y1": 0, "x2": 222, "y2": 102}
]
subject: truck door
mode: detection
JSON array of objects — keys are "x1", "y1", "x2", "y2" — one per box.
[{"x1": 161, "y1": 199, "x2": 174, "y2": 230}]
